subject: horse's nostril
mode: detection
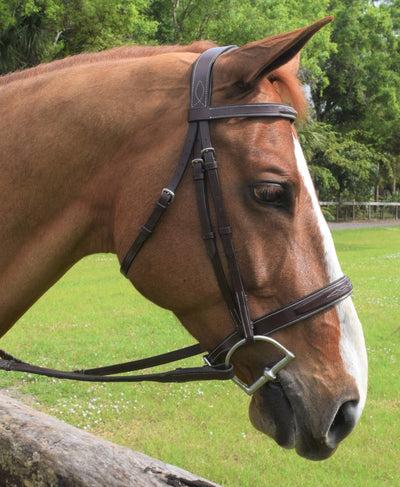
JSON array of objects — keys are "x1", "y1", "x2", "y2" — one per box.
[{"x1": 327, "y1": 400, "x2": 359, "y2": 447}]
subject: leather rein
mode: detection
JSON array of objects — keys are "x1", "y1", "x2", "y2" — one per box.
[{"x1": 0, "y1": 46, "x2": 353, "y2": 394}]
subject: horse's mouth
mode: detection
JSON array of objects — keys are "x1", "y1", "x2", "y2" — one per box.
[
  {"x1": 248, "y1": 378, "x2": 344, "y2": 461},
  {"x1": 249, "y1": 380, "x2": 297, "y2": 450}
]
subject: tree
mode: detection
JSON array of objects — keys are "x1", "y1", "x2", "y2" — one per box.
[
  {"x1": 0, "y1": 0, "x2": 157, "y2": 74},
  {"x1": 306, "y1": 0, "x2": 400, "y2": 200},
  {"x1": 46, "y1": 0, "x2": 157, "y2": 55},
  {"x1": 0, "y1": 0, "x2": 54, "y2": 73},
  {"x1": 146, "y1": 0, "x2": 336, "y2": 91},
  {"x1": 308, "y1": 128, "x2": 392, "y2": 201}
]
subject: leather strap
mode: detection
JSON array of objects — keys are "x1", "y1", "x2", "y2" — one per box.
[
  {"x1": 121, "y1": 45, "x2": 238, "y2": 277},
  {"x1": 196, "y1": 121, "x2": 253, "y2": 342},
  {"x1": 192, "y1": 157, "x2": 239, "y2": 323},
  {"x1": 0, "y1": 275, "x2": 352, "y2": 381},
  {"x1": 190, "y1": 45, "x2": 238, "y2": 108},
  {"x1": 205, "y1": 275, "x2": 353, "y2": 364},
  {"x1": 189, "y1": 103, "x2": 297, "y2": 122},
  {"x1": 120, "y1": 122, "x2": 199, "y2": 276},
  {"x1": 0, "y1": 346, "x2": 234, "y2": 383}
]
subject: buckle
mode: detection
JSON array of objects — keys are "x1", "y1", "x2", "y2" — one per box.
[
  {"x1": 191, "y1": 158, "x2": 204, "y2": 167},
  {"x1": 161, "y1": 188, "x2": 175, "y2": 203},
  {"x1": 201, "y1": 147, "x2": 215, "y2": 155}
]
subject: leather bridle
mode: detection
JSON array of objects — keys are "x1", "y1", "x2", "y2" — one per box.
[{"x1": 0, "y1": 46, "x2": 353, "y2": 395}]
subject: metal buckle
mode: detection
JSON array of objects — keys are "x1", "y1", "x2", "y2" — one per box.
[
  {"x1": 191, "y1": 158, "x2": 204, "y2": 167},
  {"x1": 161, "y1": 188, "x2": 175, "y2": 203},
  {"x1": 200, "y1": 147, "x2": 215, "y2": 155},
  {"x1": 224, "y1": 335, "x2": 295, "y2": 396}
]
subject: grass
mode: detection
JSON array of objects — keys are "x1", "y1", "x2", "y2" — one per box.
[{"x1": 1, "y1": 227, "x2": 399, "y2": 486}]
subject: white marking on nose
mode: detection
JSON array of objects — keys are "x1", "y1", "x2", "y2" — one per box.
[{"x1": 293, "y1": 136, "x2": 368, "y2": 415}]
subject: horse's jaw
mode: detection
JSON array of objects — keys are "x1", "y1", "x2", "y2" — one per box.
[{"x1": 248, "y1": 374, "x2": 361, "y2": 461}]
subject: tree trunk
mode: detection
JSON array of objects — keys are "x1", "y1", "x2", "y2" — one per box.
[{"x1": 0, "y1": 392, "x2": 220, "y2": 487}]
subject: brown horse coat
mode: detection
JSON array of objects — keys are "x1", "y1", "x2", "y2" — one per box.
[{"x1": 0, "y1": 18, "x2": 367, "y2": 460}]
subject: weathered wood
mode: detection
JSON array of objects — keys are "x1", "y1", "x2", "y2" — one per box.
[{"x1": 0, "y1": 392, "x2": 220, "y2": 487}]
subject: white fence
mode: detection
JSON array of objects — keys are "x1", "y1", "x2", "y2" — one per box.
[{"x1": 320, "y1": 201, "x2": 400, "y2": 222}]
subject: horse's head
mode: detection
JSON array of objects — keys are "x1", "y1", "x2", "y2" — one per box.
[{"x1": 115, "y1": 18, "x2": 367, "y2": 460}]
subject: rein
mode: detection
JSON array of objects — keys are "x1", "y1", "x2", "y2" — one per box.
[{"x1": 0, "y1": 46, "x2": 353, "y2": 394}]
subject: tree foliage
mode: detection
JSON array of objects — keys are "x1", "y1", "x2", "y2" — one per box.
[
  {"x1": 307, "y1": 123, "x2": 393, "y2": 201},
  {"x1": 307, "y1": 0, "x2": 400, "y2": 200},
  {"x1": 0, "y1": 0, "x2": 399, "y2": 202},
  {"x1": 147, "y1": 0, "x2": 335, "y2": 93},
  {"x1": 0, "y1": 0, "x2": 157, "y2": 72}
]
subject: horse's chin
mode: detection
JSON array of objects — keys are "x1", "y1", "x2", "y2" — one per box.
[{"x1": 249, "y1": 381, "x2": 338, "y2": 461}]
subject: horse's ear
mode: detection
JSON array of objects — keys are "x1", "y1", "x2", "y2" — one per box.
[{"x1": 214, "y1": 16, "x2": 333, "y2": 90}]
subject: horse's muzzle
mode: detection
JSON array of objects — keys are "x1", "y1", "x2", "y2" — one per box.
[{"x1": 249, "y1": 374, "x2": 361, "y2": 460}]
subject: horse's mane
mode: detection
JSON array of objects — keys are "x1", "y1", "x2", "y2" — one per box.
[
  {"x1": 0, "y1": 42, "x2": 216, "y2": 86},
  {"x1": 0, "y1": 41, "x2": 306, "y2": 116}
]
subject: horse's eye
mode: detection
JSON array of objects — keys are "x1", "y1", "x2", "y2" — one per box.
[{"x1": 252, "y1": 183, "x2": 285, "y2": 205}]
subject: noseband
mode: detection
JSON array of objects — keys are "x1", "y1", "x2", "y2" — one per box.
[{"x1": 0, "y1": 47, "x2": 353, "y2": 394}]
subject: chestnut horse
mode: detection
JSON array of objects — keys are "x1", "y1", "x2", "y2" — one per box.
[{"x1": 0, "y1": 17, "x2": 367, "y2": 460}]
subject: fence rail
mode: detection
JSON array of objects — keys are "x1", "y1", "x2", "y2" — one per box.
[
  {"x1": 320, "y1": 201, "x2": 400, "y2": 222},
  {"x1": 0, "y1": 393, "x2": 219, "y2": 487}
]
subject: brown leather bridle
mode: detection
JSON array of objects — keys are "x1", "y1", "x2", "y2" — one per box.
[{"x1": 0, "y1": 47, "x2": 353, "y2": 394}]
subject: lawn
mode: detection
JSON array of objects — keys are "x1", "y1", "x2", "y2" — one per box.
[{"x1": 1, "y1": 227, "x2": 399, "y2": 486}]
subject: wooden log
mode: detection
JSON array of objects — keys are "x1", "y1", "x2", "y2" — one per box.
[{"x1": 0, "y1": 392, "x2": 220, "y2": 487}]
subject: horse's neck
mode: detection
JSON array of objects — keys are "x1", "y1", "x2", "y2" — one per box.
[
  {"x1": 0, "y1": 68, "x2": 123, "y2": 258},
  {"x1": 0, "y1": 56, "x2": 189, "y2": 336}
]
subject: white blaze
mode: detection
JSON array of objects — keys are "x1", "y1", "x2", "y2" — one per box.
[{"x1": 293, "y1": 136, "x2": 368, "y2": 415}]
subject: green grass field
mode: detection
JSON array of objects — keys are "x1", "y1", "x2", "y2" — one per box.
[{"x1": 1, "y1": 227, "x2": 399, "y2": 486}]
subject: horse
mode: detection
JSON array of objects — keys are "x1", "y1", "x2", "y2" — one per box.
[{"x1": 0, "y1": 17, "x2": 367, "y2": 461}]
